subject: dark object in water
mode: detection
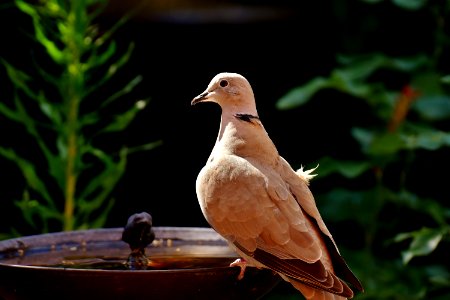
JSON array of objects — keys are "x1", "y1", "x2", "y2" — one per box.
[
  {"x1": 121, "y1": 212, "x2": 155, "y2": 250},
  {"x1": 121, "y1": 212, "x2": 155, "y2": 269}
]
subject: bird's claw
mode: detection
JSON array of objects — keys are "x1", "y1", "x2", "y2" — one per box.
[{"x1": 230, "y1": 258, "x2": 247, "y2": 280}]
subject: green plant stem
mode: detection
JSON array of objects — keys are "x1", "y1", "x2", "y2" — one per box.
[
  {"x1": 64, "y1": 101, "x2": 78, "y2": 231},
  {"x1": 63, "y1": 2, "x2": 84, "y2": 231}
]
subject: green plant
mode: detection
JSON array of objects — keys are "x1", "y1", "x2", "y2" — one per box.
[
  {"x1": 0, "y1": 0, "x2": 160, "y2": 235},
  {"x1": 275, "y1": 2, "x2": 450, "y2": 299}
]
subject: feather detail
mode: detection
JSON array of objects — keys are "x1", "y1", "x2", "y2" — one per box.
[{"x1": 296, "y1": 164, "x2": 319, "y2": 185}]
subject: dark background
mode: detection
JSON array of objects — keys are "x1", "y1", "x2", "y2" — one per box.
[
  {"x1": 1, "y1": 1, "x2": 449, "y2": 299},
  {"x1": 0, "y1": 0, "x2": 446, "y2": 229}
]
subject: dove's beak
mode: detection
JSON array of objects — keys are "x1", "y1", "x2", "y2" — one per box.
[{"x1": 191, "y1": 91, "x2": 209, "y2": 105}]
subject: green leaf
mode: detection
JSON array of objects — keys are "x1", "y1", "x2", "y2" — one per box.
[
  {"x1": 412, "y1": 95, "x2": 450, "y2": 121},
  {"x1": 100, "y1": 99, "x2": 147, "y2": 133},
  {"x1": 338, "y1": 53, "x2": 427, "y2": 73},
  {"x1": 276, "y1": 53, "x2": 427, "y2": 111},
  {"x1": 78, "y1": 147, "x2": 127, "y2": 212},
  {"x1": 385, "y1": 190, "x2": 450, "y2": 225},
  {"x1": 100, "y1": 75, "x2": 143, "y2": 109},
  {"x1": 315, "y1": 156, "x2": 372, "y2": 178},
  {"x1": 352, "y1": 127, "x2": 375, "y2": 150},
  {"x1": 276, "y1": 77, "x2": 330, "y2": 110},
  {"x1": 15, "y1": 196, "x2": 62, "y2": 230},
  {"x1": 425, "y1": 265, "x2": 450, "y2": 287},
  {"x1": 0, "y1": 147, "x2": 54, "y2": 208},
  {"x1": 368, "y1": 132, "x2": 405, "y2": 155},
  {"x1": 1, "y1": 59, "x2": 38, "y2": 100},
  {"x1": 87, "y1": 40, "x2": 116, "y2": 69},
  {"x1": 388, "y1": 55, "x2": 428, "y2": 72},
  {"x1": 335, "y1": 53, "x2": 385, "y2": 81},
  {"x1": 392, "y1": 0, "x2": 427, "y2": 10},
  {"x1": 84, "y1": 42, "x2": 135, "y2": 97},
  {"x1": 16, "y1": 0, "x2": 65, "y2": 64},
  {"x1": 38, "y1": 92, "x2": 62, "y2": 125},
  {"x1": 412, "y1": 71, "x2": 446, "y2": 95},
  {"x1": 125, "y1": 140, "x2": 163, "y2": 155},
  {"x1": 403, "y1": 130, "x2": 450, "y2": 150},
  {"x1": 351, "y1": 128, "x2": 406, "y2": 155},
  {"x1": 441, "y1": 75, "x2": 450, "y2": 84},
  {"x1": 0, "y1": 102, "x2": 20, "y2": 122},
  {"x1": 395, "y1": 227, "x2": 446, "y2": 264},
  {"x1": 88, "y1": 197, "x2": 115, "y2": 229},
  {"x1": 329, "y1": 69, "x2": 372, "y2": 98}
]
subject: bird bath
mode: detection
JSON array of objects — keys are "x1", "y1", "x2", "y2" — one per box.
[{"x1": 0, "y1": 227, "x2": 280, "y2": 300}]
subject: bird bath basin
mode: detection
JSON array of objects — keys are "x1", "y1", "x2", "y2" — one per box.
[{"x1": 0, "y1": 227, "x2": 280, "y2": 300}]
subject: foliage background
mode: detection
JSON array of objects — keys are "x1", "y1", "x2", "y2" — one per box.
[{"x1": 0, "y1": 0, "x2": 449, "y2": 299}]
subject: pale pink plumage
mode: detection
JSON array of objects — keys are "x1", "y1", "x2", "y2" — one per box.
[{"x1": 192, "y1": 73, "x2": 363, "y2": 300}]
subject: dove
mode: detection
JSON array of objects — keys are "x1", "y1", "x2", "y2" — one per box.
[{"x1": 191, "y1": 72, "x2": 364, "y2": 300}]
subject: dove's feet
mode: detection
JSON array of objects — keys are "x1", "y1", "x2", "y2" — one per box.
[{"x1": 230, "y1": 258, "x2": 247, "y2": 280}]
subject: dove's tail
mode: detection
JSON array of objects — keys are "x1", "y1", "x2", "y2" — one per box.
[{"x1": 289, "y1": 280, "x2": 348, "y2": 300}]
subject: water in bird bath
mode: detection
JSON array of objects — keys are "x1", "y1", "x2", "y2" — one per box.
[
  {"x1": 27, "y1": 255, "x2": 237, "y2": 271},
  {"x1": 0, "y1": 226, "x2": 281, "y2": 300}
]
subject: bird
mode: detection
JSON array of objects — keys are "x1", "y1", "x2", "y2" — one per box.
[{"x1": 191, "y1": 72, "x2": 364, "y2": 300}]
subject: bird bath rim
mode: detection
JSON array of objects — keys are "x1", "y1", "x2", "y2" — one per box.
[{"x1": 0, "y1": 226, "x2": 281, "y2": 300}]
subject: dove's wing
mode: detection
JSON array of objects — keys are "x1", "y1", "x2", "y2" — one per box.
[
  {"x1": 197, "y1": 153, "x2": 358, "y2": 298},
  {"x1": 279, "y1": 156, "x2": 364, "y2": 293}
]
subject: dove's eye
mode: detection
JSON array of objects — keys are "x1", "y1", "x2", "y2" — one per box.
[{"x1": 219, "y1": 80, "x2": 229, "y2": 87}]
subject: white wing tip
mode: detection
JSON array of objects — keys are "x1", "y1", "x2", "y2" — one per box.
[{"x1": 296, "y1": 164, "x2": 319, "y2": 184}]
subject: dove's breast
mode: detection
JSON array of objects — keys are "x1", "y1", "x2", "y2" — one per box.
[{"x1": 195, "y1": 153, "x2": 274, "y2": 230}]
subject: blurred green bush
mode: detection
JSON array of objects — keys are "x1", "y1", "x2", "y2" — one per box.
[
  {"x1": 0, "y1": 0, "x2": 160, "y2": 237},
  {"x1": 274, "y1": 0, "x2": 450, "y2": 299}
]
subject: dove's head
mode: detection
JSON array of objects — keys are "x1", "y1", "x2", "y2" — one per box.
[{"x1": 191, "y1": 72, "x2": 258, "y2": 115}]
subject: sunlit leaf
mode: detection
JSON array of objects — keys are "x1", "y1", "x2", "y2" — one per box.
[
  {"x1": 38, "y1": 92, "x2": 62, "y2": 125},
  {"x1": 16, "y1": 0, "x2": 65, "y2": 64},
  {"x1": 403, "y1": 130, "x2": 450, "y2": 150},
  {"x1": 412, "y1": 95, "x2": 450, "y2": 121},
  {"x1": 395, "y1": 227, "x2": 446, "y2": 264},
  {"x1": 441, "y1": 75, "x2": 450, "y2": 84}
]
